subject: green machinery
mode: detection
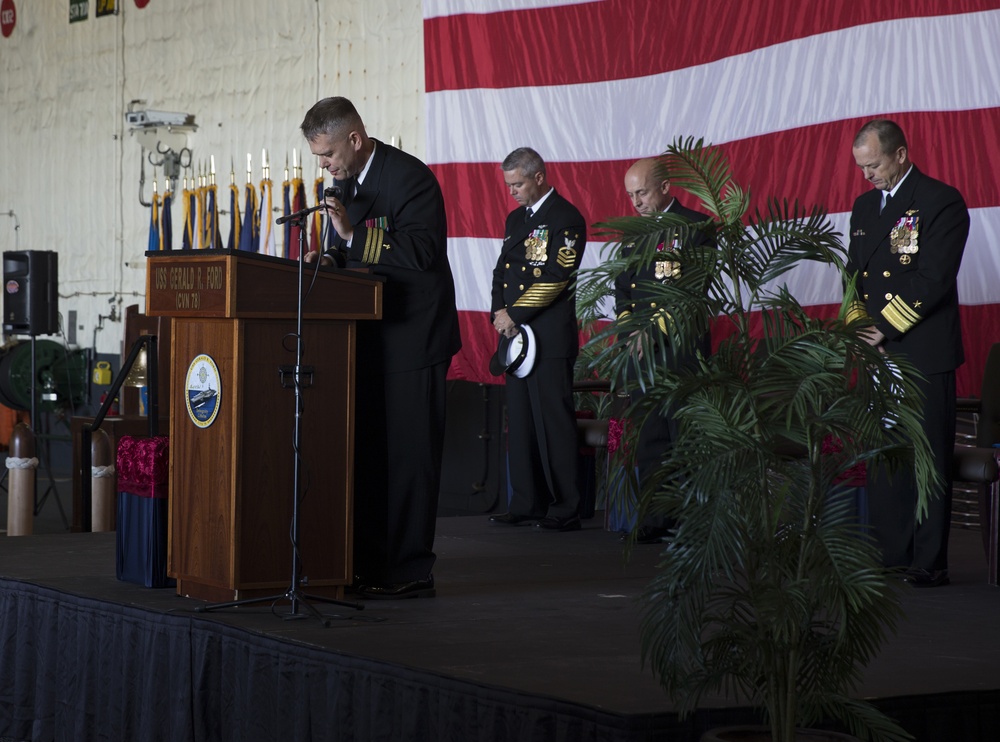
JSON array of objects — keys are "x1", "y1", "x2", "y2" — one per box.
[{"x1": 0, "y1": 339, "x2": 88, "y2": 413}]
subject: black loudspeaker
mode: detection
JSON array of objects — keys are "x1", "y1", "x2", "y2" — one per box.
[{"x1": 3, "y1": 250, "x2": 59, "y2": 336}]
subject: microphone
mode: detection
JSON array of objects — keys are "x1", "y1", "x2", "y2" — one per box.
[{"x1": 275, "y1": 184, "x2": 343, "y2": 226}]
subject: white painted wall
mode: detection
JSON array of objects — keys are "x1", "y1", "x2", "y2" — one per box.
[{"x1": 0, "y1": 0, "x2": 424, "y2": 355}]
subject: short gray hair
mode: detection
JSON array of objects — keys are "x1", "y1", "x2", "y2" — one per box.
[
  {"x1": 502, "y1": 147, "x2": 546, "y2": 177},
  {"x1": 300, "y1": 97, "x2": 364, "y2": 141}
]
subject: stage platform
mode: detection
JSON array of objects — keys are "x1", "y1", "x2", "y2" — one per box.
[{"x1": 1, "y1": 514, "x2": 999, "y2": 741}]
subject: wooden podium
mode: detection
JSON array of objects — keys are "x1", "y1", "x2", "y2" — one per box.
[{"x1": 145, "y1": 250, "x2": 383, "y2": 602}]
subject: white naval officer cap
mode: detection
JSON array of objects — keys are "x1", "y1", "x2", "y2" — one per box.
[{"x1": 488, "y1": 324, "x2": 537, "y2": 378}]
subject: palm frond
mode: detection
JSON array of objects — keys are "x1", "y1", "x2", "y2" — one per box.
[{"x1": 576, "y1": 137, "x2": 926, "y2": 742}]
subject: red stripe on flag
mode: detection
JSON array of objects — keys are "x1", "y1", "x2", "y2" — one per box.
[
  {"x1": 435, "y1": 108, "x2": 1000, "y2": 239},
  {"x1": 719, "y1": 109, "x2": 1000, "y2": 216},
  {"x1": 425, "y1": 0, "x2": 1000, "y2": 92},
  {"x1": 449, "y1": 311, "x2": 501, "y2": 383}
]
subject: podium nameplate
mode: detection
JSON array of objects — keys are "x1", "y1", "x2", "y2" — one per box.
[{"x1": 145, "y1": 249, "x2": 382, "y2": 320}]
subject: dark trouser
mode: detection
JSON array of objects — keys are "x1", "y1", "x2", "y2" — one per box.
[
  {"x1": 630, "y1": 388, "x2": 679, "y2": 531},
  {"x1": 352, "y1": 361, "x2": 449, "y2": 584},
  {"x1": 505, "y1": 356, "x2": 580, "y2": 520},
  {"x1": 626, "y1": 336, "x2": 701, "y2": 531},
  {"x1": 868, "y1": 370, "x2": 956, "y2": 571}
]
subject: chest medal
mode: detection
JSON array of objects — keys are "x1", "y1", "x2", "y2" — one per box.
[
  {"x1": 654, "y1": 237, "x2": 682, "y2": 281},
  {"x1": 889, "y1": 212, "x2": 919, "y2": 265},
  {"x1": 524, "y1": 227, "x2": 549, "y2": 265}
]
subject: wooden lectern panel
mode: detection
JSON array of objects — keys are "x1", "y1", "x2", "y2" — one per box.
[
  {"x1": 147, "y1": 250, "x2": 378, "y2": 603},
  {"x1": 168, "y1": 317, "x2": 354, "y2": 600}
]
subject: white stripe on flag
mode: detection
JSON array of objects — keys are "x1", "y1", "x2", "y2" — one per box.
[
  {"x1": 426, "y1": 11, "x2": 1000, "y2": 165},
  {"x1": 422, "y1": 0, "x2": 600, "y2": 20}
]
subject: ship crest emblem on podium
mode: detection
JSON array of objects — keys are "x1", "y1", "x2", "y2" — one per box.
[{"x1": 185, "y1": 354, "x2": 221, "y2": 428}]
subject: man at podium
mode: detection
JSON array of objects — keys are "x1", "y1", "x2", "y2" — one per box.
[{"x1": 302, "y1": 96, "x2": 462, "y2": 599}]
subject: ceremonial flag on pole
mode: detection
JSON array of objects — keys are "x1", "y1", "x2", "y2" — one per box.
[
  {"x1": 196, "y1": 167, "x2": 208, "y2": 249},
  {"x1": 282, "y1": 162, "x2": 292, "y2": 259},
  {"x1": 160, "y1": 180, "x2": 173, "y2": 250},
  {"x1": 238, "y1": 154, "x2": 259, "y2": 252},
  {"x1": 182, "y1": 175, "x2": 196, "y2": 250},
  {"x1": 259, "y1": 178, "x2": 275, "y2": 256},
  {"x1": 227, "y1": 171, "x2": 241, "y2": 250},
  {"x1": 289, "y1": 169, "x2": 307, "y2": 261},
  {"x1": 206, "y1": 183, "x2": 221, "y2": 249},
  {"x1": 147, "y1": 180, "x2": 161, "y2": 253},
  {"x1": 259, "y1": 150, "x2": 276, "y2": 257},
  {"x1": 238, "y1": 182, "x2": 259, "y2": 252},
  {"x1": 310, "y1": 171, "x2": 325, "y2": 254},
  {"x1": 204, "y1": 156, "x2": 221, "y2": 249},
  {"x1": 423, "y1": 0, "x2": 1000, "y2": 394}
]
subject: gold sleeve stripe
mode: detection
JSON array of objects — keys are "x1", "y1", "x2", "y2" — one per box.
[
  {"x1": 362, "y1": 227, "x2": 386, "y2": 264},
  {"x1": 513, "y1": 281, "x2": 569, "y2": 307},
  {"x1": 653, "y1": 309, "x2": 673, "y2": 335},
  {"x1": 882, "y1": 296, "x2": 921, "y2": 333},
  {"x1": 890, "y1": 296, "x2": 921, "y2": 324},
  {"x1": 616, "y1": 310, "x2": 632, "y2": 321},
  {"x1": 844, "y1": 299, "x2": 870, "y2": 325},
  {"x1": 557, "y1": 247, "x2": 577, "y2": 268}
]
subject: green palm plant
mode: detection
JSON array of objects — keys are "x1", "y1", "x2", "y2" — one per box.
[{"x1": 576, "y1": 139, "x2": 935, "y2": 742}]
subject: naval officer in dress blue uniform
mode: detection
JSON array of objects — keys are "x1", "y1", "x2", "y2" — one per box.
[
  {"x1": 845, "y1": 119, "x2": 969, "y2": 588},
  {"x1": 614, "y1": 157, "x2": 714, "y2": 544},
  {"x1": 489, "y1": 147, "x2": 588, "y2": 532},
  {"x1": 303, "y1": 96, "x2": 461, "y2": 598}
]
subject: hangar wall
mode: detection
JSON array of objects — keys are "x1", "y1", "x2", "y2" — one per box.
[{"x1": 0, "y1": 0, "x2": 425, "y2": 356}]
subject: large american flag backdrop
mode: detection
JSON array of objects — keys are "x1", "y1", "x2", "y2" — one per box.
[{"x1": 423, "y1": 0, "x2": 1000, "y2": 396}]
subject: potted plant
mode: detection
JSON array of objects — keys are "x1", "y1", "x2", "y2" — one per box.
[{"x1": 575, "y1": 139, "x2": 934, "y2": 742}]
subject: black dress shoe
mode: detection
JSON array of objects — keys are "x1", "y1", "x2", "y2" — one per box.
[
  {"x1": 620, "y1": 526, "x2": 668, "y2": 544},
  {"x1": 343, "y1": 573, "x2": 368, "y2": 594},
  {"x1": 489, "y1": 512, "x2": 534, "y2": 525},
  {"x1": 903, "y1": 568, "x2": 950, "y2": 588},
  {"x1": 361, "y1": 576, "x2": 436, "y2": 600},
  {"x1": 534, "y1": 515, "x2": 581, "y2": 532}
]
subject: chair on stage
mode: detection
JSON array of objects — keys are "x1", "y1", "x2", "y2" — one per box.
[{"x1": 955, "y1": 342, "x2": 1000, "y2": 586}]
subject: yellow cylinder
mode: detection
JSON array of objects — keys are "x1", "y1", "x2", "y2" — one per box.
[
  {"x1": 6, "y1": 423, "x2": 36, "y2": 537},
  {"x1": 91, "y1": 428, "x2": 116, "y2": 532}
]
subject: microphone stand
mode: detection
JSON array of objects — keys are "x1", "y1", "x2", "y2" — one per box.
[
  {"x1": 196, "y1": 211, "x2": 363, "y2": 625},
  {"x1": 275, "y1": 202, "x2": 327, "y2": 226}
]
